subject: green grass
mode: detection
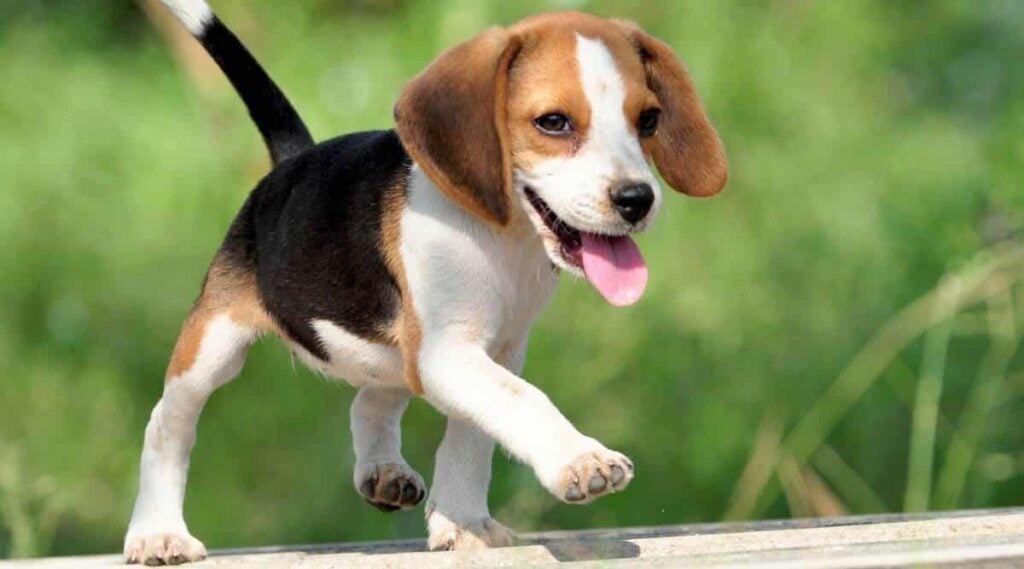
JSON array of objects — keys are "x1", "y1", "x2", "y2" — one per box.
[{"x1": 2, "y1": 0, "x2": 1024, "y2": 559}]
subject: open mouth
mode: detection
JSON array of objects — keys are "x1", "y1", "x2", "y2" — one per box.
[
  {"x1": 525, "y1": 188, "x2": 584, "y2": 267},
  {"x1": 524, "y1": 188, "x2": 649, "y2": 307}
]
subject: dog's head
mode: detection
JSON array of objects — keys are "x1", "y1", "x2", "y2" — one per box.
[{"x1": 395, "y1": 12, "x2": 727, "y2": 306}]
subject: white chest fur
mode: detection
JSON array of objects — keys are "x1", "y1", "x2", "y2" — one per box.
[
  {"x1": 401, "y1": 167, "x2": 558, "y2": 366},
  {"x1": 302, "y1": 166, "x2": 557, "y2": 387}
]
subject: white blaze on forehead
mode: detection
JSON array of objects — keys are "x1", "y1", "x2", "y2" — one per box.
[
  {"x1": 574, "y1": 34, "x2": 645, "y2": 166},
  {"x1": 515, "y1": 33, "x2": 661, "y2": 240}
]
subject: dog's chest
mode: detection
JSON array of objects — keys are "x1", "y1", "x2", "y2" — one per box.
[
  {"x1": 401, "y1": 168, "x2": 559, "y2": 355},
  {"x1": 496, "y1": 233, "x2": 560, "y2": 344},
  {"x1": 294, "y1": 169, "x2": 558, "y2": 387}
]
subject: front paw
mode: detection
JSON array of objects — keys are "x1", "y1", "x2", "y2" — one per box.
[
  {"x1": 355, "y1": 461, "x2": 426, "y2": 512},
  {"x1": 123, "y1": 531, "x2": 207, "y2": 565},
  {"x1": 426, "y1": 511, "x2": 515, "y2": 551},
  {"x1": 549, "y1": 448, "x2": 634, "y2": 504}
]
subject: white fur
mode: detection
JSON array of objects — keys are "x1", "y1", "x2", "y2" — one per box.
[
  {"x1": 307, "y1": 319, "x2": 404, "y2": 387},
  {"x1": 350, "y1": 386, "x2": 409, "y2": 467},
  {"x1": 401, "y1": 167, "x2": 615, "y2": 501},
  {"x1": 127, "y1": 26, "x2": 655, "y2": 561},
  {"x1": 517, "y1": 34, "x2": 662, "y2": 273},
  {"x1": 400, "y1": 167, "x2": 557, "y2": 360},
  {"x1": 125, "y1": 315, "x2": 255, "y2": 563},
  {"x1": 426, "y1": 419, "x2": 509, "y2": 550},
  {"x1": 425, "y1": 344, "x2": 526, "y2": 549},
  {"x1": 159, "y1": 0, "x2": 214, "y2": 36},
  {"x1": 350, "y1": 386, "x2": 425, "y2": 507}
]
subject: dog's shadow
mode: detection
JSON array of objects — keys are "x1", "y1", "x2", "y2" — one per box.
[{"x1": 526, "y1": 535, "x2": 641, "y2": 562}]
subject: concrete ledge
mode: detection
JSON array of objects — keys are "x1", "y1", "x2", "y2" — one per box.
[{"x1": 8, "y1": 509, "x2": 1024, "y2": 568}]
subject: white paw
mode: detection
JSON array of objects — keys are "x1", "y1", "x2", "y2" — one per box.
[
  {"x1": 123, "y1": 532, "x2": 207, "y2": 565},
  {"x1": 354, "y1": 461, "x2": 426, "y2": 512},
  {"x1": 548, "y1": 448, "x2": 634, "y2": 504},
  {"x1": 426, "y1": 511, "x2": 515, "y2": 551}
]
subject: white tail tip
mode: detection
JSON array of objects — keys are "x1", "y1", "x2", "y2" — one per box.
[{"x1": 159, "y1": 0, "x2": 214, "y2": 35}]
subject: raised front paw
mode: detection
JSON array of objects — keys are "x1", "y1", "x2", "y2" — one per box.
[
  {"x1": 553, "y1": 449, "x2": 634, "y2": 504},
  {"x1": 123, "y1": 532, "x2": 207, "y2": 565},
  {"x1": 427, "y1": 511, "x2": 515, "y2": 551},
  {"x1": 355, "y1": 461, "x2": 426, "y2": 512}
]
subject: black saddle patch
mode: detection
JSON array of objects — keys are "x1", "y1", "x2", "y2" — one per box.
[{"x1": 219, "y1": 129, "x2": 411, "y2": 360}]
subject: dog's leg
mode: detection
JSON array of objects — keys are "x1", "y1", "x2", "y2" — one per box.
[
  {"x1": 350, "y1": 386, "x2": 425, "y2": 511},
  {"x1": 124, "y1": 307, "x2": 257, "y2": 565},
  {"x1": 419, "y1": 340, "x2": 634, "y2": 507},
  {"x1": 426, "y1": 418, "x2": 513, "y2": 550},
  {"x1": 425, "y1": 343, "x2": 525, "y2": 550}
]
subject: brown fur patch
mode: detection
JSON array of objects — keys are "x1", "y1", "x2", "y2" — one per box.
[
  {"x1": 506, "y1": 27, "x2": 589, "y2": 170},
  {"x1": 396, "y1": 11, "x2": 725, "y2": 227},
  {"x1": 495, "y1": 365, "x2": 524, "y2": 397},
  {"x1": 394, "y1": 29, "x2": 520, "y2": 227},
  {"x1": 379, "y1": 174, "x2": 425, "y2": 395},
  {"x1": 614, "y1": 19, "x2": 728, "y2": 197},
  {"x1": 165, "y1": 313, "x2": 206, "y2": 381},
  {"x1": 595, "y1": 30, "x2": 663, "y2": 134},
  {"x1": 505, "y1": 22, "x2": 662, "y2": 172},
  {"x1": 506, "y1": 12, "x2": 725, "y2": 195},
  {"x1": 165, "y1": 255, "x2": 276, "y2": 380}
]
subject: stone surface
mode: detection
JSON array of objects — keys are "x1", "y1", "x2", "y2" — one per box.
[{"x1": 7, "y1": 509, "x2": 1024, "y2": 568}]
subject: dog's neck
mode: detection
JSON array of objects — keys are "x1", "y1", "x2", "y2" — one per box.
[
  {"x1": 404, "y1": 163, "x2": 558, "y2": 309},
  {"x1": 408, "y1": 164, "x2": 548, "y2": 254}
]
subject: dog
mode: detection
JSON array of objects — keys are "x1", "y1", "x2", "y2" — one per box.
[{"x1": 124, "y1": 0, "x2": 727, "y2": 564}]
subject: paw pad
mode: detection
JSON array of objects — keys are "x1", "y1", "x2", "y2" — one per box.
[
  {"x1": 357, "y1": 463, "x2": 426, "y2": 512},
  {"x1": 558, "y1": 451, "x2": 633, "y2": 504}
]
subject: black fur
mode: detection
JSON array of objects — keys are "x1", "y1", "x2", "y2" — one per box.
[
  {"x1": 197, "y1": 17, "x2": 314, "y2": 164},
  {"x1": 221, "y1": 131, "x2": 411, "y2": 359},
  {"x1": 184, "y1": 9, "x2": 411, "y2": 359}
]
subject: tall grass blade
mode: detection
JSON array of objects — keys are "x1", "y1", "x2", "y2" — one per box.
[
  {"x1": 732, "y1": 246, "x2": 1024, "y2": 520},
  {"x1": 904, "y1": 279, "x2": 959, "y2": 512},
  {"x1": 813, "y1": 445, "x2": 888, "y2": 514},
  {"x1": 935, "y1": 288, "x2": 1020, "y2": 509}
]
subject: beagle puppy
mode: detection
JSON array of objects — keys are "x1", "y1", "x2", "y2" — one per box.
[{"x1": 125, "y1": 0, "x2": 727, "y2": 564}]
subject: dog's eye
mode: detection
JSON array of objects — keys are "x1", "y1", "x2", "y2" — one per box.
[
  {"x1": 637, "y1": 108, "x2": 661, "y2": 138},
  {"x1": 534, "y1": 113, "x2": 573, "y2": 136}
]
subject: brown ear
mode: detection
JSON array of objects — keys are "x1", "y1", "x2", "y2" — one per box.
[
  {"x1": 616, "y1": 21, "x2": 728, "y2": 197},
  {"x1": 394, "y1": 29, "x2": 521, "y2": 225}
]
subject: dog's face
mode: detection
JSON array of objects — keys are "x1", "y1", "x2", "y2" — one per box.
[{"x1": 395, "y1": 12, "x2": 727, "y2": 306}]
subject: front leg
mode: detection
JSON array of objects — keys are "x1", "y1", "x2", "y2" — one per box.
[
  {"x1": 426, "y1": 419, "x2": 514, "y2": 550},
  {"x1": 419, "y1": 342, "x2": 633, "y2": 505},
  {"x1": 425, "y1": 342, "x2": 521, "y2": 551}
]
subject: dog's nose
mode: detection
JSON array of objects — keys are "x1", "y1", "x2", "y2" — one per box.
[{"x1": 610, "y1": 182, "x2": 654, "y2": 224}]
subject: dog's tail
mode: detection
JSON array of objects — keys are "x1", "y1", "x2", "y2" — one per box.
[{"x1": 158, "y1": 0, "x2": 314, "y2": 164}]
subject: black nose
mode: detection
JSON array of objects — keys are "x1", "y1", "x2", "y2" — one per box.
[{"x1": 610, "y1": 182, "x2": 654, "y2": 224}]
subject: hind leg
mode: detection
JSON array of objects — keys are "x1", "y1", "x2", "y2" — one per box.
[
  {"x1": 124, "y1": 311, "x2": 256, "y2": 565},
  {"x1": 125, "y1": 261, "x2": 269, "y2": 565},
  {"x1": 351, "y1": 386, "x2": 426, "y2": 511}
]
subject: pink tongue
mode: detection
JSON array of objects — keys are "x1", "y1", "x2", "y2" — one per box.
[{"x1": 580, "y1": 233, "x2": 649, "y2": 306}]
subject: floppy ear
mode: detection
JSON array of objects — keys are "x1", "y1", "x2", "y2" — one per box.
[
  {"x1": 394, "y1": 29, "x2": 521, "y2": 225},
  {"x1": 616, "y1": 21, "x2": 728, "y2": 197}
]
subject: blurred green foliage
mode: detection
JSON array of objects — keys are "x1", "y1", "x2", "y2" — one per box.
[{"x1": 2, "y1": 0, "x2": 1024, "y2": 559}]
